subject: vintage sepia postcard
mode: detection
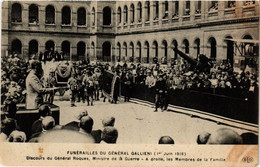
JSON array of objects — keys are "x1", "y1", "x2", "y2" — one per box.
[{"x1": 0, "y1": 0, "x2": 259, "y2": 166}]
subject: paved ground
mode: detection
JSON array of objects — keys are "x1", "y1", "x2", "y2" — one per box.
[{"x1": 53, "y1": 92, "x2": 252, "y2": 144}]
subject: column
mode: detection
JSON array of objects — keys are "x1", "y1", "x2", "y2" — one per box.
[
  {"x1": 235, "y1": 1, "x2": 243, "y2": 18},
  {"x1": 23, "y1": 5, "x2": 29, "y2": 28},
  {"x1": 201, "y1": 1, "x2": 206, "y2": 21},
  {"x1": 142, "y1": 1, "x2": 146, "y2": 26},
  {"x1": 218, "y1": 1, "x2": 225, "y2": 19},
  {"x1": 39, "y1": 6, "x2": 45, "y2": 29},
  {"x1": 178, "y1": 1, "x2": 184, "y2": 24},
  {"x1": 190, "y1": 1, "x2": 195, "y2": 22},
  {"x1": 168, "y1": 1, "x2": 173, "y2": 20},
  {"x1": 159, "y1": 1, "x2": 163, "y2": 26}
]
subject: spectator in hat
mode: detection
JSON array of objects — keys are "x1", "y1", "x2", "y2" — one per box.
[
  {"x1": 101, "y1": 127, "x2": 118, "y2": 144},
  {"x1": 158, "y1": 136, "x2": 174, "y2": 144}
]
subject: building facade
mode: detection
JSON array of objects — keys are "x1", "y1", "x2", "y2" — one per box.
[{"x1": 1, "y1": 1, "x2": 259, "y2": 65}]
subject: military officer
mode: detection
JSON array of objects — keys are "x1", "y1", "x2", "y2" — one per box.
[{"x1": 67, "y1": 73, "x2": 78, "y2": 107}]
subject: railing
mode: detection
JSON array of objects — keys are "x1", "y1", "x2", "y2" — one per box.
[{"x1": 121, "y1": 84, "x2": 258, "y2": 124}]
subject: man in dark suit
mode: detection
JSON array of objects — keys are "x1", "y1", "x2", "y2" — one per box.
[{"x1": 31, "y1": 104, "x2": 52, "y2": 136}]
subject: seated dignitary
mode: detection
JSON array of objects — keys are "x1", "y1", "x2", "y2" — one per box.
[
  {"x1": 7, "y1": 130, "x2": 26, "y2": 142},
  {"x1": 31, "y1": 104, "x2": 52, "y2": 135},
  {"x1": 158, "y1": 136, "x2": 175, "y2": 144},
  {"x1": 0, "y1": 118, "x2": 17, "y2": 141},
  {"x1": 197, "y1": 132, "x2": 211, "y2": 144},
  {"x1": 206, "y1": 128, "x2": 243, "y2": 144},
  {"x1": 79, "y1": 116, "x2": 94, "y2": 137},
  {"x1": 91, "y1": 116, "x2": 116, "y2": 143},
  {"x1": 62, "y1": 109, "x2": 88, "y2": 131},
  {"x1": 100, "y1": 127, "x2": 118, "y2": 144},
  {"x1": 30, "y1": 116, "x2": 56, "y2": 139}
]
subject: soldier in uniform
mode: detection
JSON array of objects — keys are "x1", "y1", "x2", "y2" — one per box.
[
  {"x1": 45, "y1": 69, "x2": 57, "y2": 104},
  {"x1": 154, "y1": 74, "x2": 168, "y2": 112},
  {"x1": 67, "y1": 73, "x2": 78, "y2": 107},
  {"x1": 92, "y1": 67, "x2": 101, "y2": 101},
  {"x1": 76, "y1": 70, "x2": 85, "y2": 103},
  {"x1": 82, "y1": 72, "x2": 94, "y2": 106},
  {"x1": 122, "y1": 72, "x2": 133, "y2": 102}
]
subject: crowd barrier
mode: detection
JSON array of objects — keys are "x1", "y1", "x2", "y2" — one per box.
[{"x1": 122, "y1": 84, "x2": 258, "y2": 124}]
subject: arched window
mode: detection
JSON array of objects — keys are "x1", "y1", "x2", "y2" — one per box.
[
  {"x1": 130, "y1": 4, "x2": 135, "y2": 23},
  {"x1": 11, "y1": 3, "x2": 22, "y2": 22},
  {"x1": 137, "y1": 42, "x2": 141, "y2": 63},
  {"x1": 172, "y1": 1, "x2": 179, "y2": 17},
  {"x1": 154, "y1": 1, "x2": 159, "y2": 20},
  {"x1": 46, "y1": 5, "x2": 55, "y2": 24},
  {"x1": 62, "y1": 6, "x2": 71, "y2": 25},
  {"x1": 117, "y1": 7, "x2": 122, "y2": 25},
  {"x1": 11, "y1": 39, "x2": 22, "y2": 54},
  {"x1": 208, "y1": 37, "x2": 217, "y2": 59},
  {"x1": 123, "y1": 42, "x2": 127, "y2": 58},
  {"x1": 102, "y1": 42, "x2": 111, "y2": 62},
  {"x1": 163, "y1": 1, "x2": 169, "y2": 18},
  {"x1": 45, "y1": 40, "x2": 55, "y2": 51},
  {"x1": 162, "y1": 40, "x2": 168, "y2": 62},
  {"x1": 129, "y1": 42, "x2": 134, "y2": 62},
  {"x1": 123, "y1": 6, "x2": 128, "y2": 24},
  {"x1": 183, "y1": 39, "x2": 189, "y2": 54},
  {"x1": 144, "y1": 41, "x2": 150, "y2": 63},
  {"x1": 103, "y1": 7, "x2": 111, "y2": 25},
  {"x1": 172, "y1": 40, "x2": 178, "y2": 59},
  {"x1": 137, "y1": 2, "x2": 142, "y2": 22},
  {"x1": 152, "y1": 41, "x2": 158, "y2": 58},
  {"x1": 145, "y1": 1, "x2": 150, "y2": 21},
  {"x1": 117, "y1": 43, "x2": 121, "y2": 62},
  {"x1": 29, "y1": 4, "x2": 38, "y2": 23},
  {"x1": 77, "y1": 41, "x2": 86, "y2": 56},
  {"x1": 29, "y1": 40, "x2": 38, "y2": 55},
  {"x1": 194, "y1": 39, "x2": 200, "y2": 57},
  {"x1": 62, "y1": 41, "x2": 70, "y2": 55},
  {"x1": 92, "y1": 8, "x2": 95, "y2": 26},
  {"x1": 77, "y1": 8, "x2": 86, "y2": 26}
]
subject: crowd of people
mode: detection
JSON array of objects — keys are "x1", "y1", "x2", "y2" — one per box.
[
  {"x1": 0, "y1": 51, "x2": 258, "y2": 144},
  {"x1": 0, "y1": 104, "x2": 119, "y2": 143},
  {"x1": 0, "y1": 104, "x2": 258, "y2": 144}
]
